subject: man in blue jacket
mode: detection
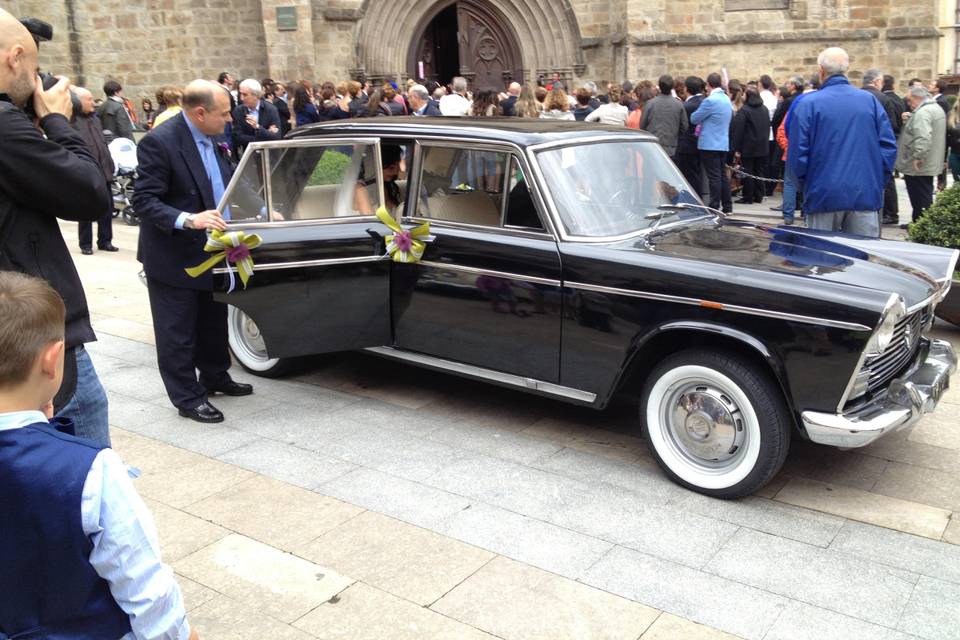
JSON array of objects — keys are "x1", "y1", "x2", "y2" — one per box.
[
  {"x1": 787, "y1": 47, "x2": 897, "y2": 237},
  {"x1": 690, "y1": 72, "x2": 733, "y2": 213}
]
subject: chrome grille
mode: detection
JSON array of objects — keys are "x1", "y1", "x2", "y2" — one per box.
[{"x1": 863, "y1": 307, "x2": 927, "y2": 393}]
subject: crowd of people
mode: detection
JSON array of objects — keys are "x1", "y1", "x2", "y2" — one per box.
[{"x1": 89, "y1": 49, "x2": 949, "y2": 237}]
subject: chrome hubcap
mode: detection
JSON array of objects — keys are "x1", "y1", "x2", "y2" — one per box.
[
  {"x1": 663, "y1": 382, "x2": 746, "y2": 467},
  {"x1": 232, "y1": 310, "x2": 268, "y2": 360}
]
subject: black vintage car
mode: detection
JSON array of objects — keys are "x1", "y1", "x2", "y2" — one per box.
[{"x1": 213, "y1": 119, "x2": 957, "y2": 498}]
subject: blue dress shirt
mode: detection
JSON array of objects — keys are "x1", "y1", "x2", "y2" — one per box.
[
  {"x1": 175, "y1": 111, "x2": 231, "y2": 229},
  {"x1": 0, "y1": 411, "x2": 190, "y2": 640}
]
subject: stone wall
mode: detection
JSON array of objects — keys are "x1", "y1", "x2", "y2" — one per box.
[
  {"x1": 578, "y1": 0, "x2": 941, "y2": 91},
  {"x1": 6, "y1": 0, "x2": 945, "y2": 114}
]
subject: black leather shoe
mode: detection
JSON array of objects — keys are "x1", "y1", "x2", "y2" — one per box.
[
  {"x1": 205, "y1": 380, "x2": 253, "y2": 396},
  {"x1": 178, "y1": 401, "x2": 224, "y2": 423},
  {"x1": 80, "y1": 247, "x2": 93, "y2": 255},
  {"x1": 98, "y1": 244, "x2": 120, "y2": 252}
]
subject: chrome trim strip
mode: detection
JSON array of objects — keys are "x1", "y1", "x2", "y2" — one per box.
[
  {"x1": 402, "y1": 216, "x2": 554, "y2": 240},
  {"x1": 419, "y1": 260, "x2": 562, "y2": 287},
  {"x1": 525, "y1": 134, "x2": 657, "y2": 152},
  {"x1": 565, "y1": 281, "x2": 874, "y2": 332},
  {"x1": 226, "y1": 215, "x2": 379, "y2": 230},
  {"x1": 908, "y1": 293, "x2": 942, "y2": 313},
  {"x1": 364, "y1": 346, "x2": 597, "y2": 403},
  {"x1": 213, "y1": 254, "x2": 387, "y2": 274}
]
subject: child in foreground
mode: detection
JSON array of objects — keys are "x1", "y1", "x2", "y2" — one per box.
[{"x1": 0, "y1": 271, "x2": 198, "y2": 639}]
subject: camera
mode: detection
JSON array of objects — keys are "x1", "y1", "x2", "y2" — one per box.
[{"x1": 19, "y1": 18, "x2": 59, "y2": 119}]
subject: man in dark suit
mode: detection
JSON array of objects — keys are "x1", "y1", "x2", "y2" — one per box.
[
  {"x1": 677, "y1": 75, "x2": 705, "y2": 196},
  {"x1": 500, "y1": 82, "x2": 521, "y2": 116},
  {"x1": 232, "y1": 78, "x2": 281, "y2": 157},
  {"x1": 407, "y1": 84, "x2": 442, "y2": 116},
  {"x1": 133, "y1": 80, "x2": 253, "y2": 423}
]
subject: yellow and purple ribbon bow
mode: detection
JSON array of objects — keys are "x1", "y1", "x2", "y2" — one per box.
[
  {"x1": 185, "y1": 229, "x2": 262, "y2": 292},
  {"x1": 376, "y1": 207, "x2": 429, "y2": 263}
]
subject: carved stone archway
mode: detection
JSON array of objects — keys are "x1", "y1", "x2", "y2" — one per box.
[{"x1": 355, "y1": 0, "x2": 585, "y2": 86}]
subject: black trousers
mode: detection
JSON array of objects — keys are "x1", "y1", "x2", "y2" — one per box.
[
  {"x1": 741, "y1": 156, "x2": 766, "y2": 203},
  {"x1": 882, "y1": 175, "x2": 899, "y2": 223},
  {"x1": 764, "y1": 141, "x2": 781, "y2": 196},
  {"x1": 146, "y1": 277, "x2": 232, "y2": 410},
  {"x1": 677, "y1": 152, "x2": 703, "y2": 196},
  {"x1": 904, "y1": 175, "x2": 934, "y2": 222},
  {"x1": 78, "y1": 207, "x2": 114, "y2": 250},
  {"x1": 701, "y1": 150, "x2": 732, "y2": 212}
]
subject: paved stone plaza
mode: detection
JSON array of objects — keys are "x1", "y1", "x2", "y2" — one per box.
[{"x1": 66, "y1": 191, "x2": 960, "y2": 639}]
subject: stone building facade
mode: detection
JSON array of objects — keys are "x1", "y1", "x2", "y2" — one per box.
[{"x1": 7, "y1": 0, "x2": 950, "y2": 106}]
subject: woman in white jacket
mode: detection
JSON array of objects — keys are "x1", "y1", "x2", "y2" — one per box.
[{"x1": 586, "y1": 85, "x2": 629, "y2": 126}]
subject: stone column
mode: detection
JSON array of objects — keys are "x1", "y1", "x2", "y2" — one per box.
[{"x1": 261, "y1": 0, "x2": 316, "y2": 82}]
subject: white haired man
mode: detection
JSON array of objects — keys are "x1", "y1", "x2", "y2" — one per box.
[
  {"x1": 897, "y1": 85, "x2": 946, "y2": 226},
  {"x1": 231, "y1": 78, "x2": 280, "y2": 156},
  {"x1": 786, "y1": 47, "x2": 897, "y2": 236},
  {"x1": 439, "y1": 76, "x2": 471, "y2": 116},
  {"x1": 407, "y1": 84, "x2": 441, "y2": 116}
]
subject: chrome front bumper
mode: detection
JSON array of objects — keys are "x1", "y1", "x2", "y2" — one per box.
[{"x1": 802, "y1": 339, "x2": 957, "y2": 448}]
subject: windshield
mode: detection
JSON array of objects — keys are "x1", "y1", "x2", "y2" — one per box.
[{"x1": 536, "y1": 140, "x2": 705, "y2": 237}]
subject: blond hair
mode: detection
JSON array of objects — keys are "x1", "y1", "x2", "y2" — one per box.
[{"x1": 0, "y1": 272, "x2": 65, "y2": 389}]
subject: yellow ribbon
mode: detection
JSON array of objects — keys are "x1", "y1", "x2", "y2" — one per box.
[
  {"x1": 185, "y1": 229, "x2": 262, "y2": 291},
  {"x1": 376, "y1": 207, "x2": 429, "y2": 263}
]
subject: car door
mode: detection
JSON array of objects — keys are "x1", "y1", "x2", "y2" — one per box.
[
  {"x1": 212, "y1": 137, "x2": 394, "y2": 359},
  {"x1": 391, "y1": 143, "x2": 564, "y2": 383}
]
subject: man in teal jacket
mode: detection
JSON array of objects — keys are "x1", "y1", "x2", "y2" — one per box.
[
  {"x1": 787, "y1": 47, "x2": 897, "y2": 237},
  {"x1": 690, "y1": 72, "x2": 734, "y2": 213}
]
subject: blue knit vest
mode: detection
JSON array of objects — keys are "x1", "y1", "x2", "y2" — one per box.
[{"x1": 0, "y1": 421, "x2": 132, "y2": 640}]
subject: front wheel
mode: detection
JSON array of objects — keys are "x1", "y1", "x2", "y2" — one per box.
[
  {"x1": 227, "y1": 306, "x2": 292, "y2": 377},
  {"x1": 640, "y1": 349, "x2": 790, "y2": 499}
]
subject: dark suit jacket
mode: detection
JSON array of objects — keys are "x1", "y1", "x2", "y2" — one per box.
[
  {"x1": 133, "y1": 113, "x2": 233, "y2": 290},
  {"x1": 273, "y1": 97, "x2": 291, "y2": 137},
  {"x1": 501, "y1": 95, "x2": 518, "y2": 117},
  {"x1": 416, "y1": 101, "x2": 442, "y2": 116},
  {"x1": 678, "y1": 95, "x2": 703, "y2": 155},
  {"x1": 97, "y1": 98, "x2": 134, "y2": 141},
  {"x1": 232, "y1": 99, "x2": 281, "y2": 154}
]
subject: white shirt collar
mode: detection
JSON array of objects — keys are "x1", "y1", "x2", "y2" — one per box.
[{"x1": 0, "y1": 410, "x2": 48, "y2": 432}]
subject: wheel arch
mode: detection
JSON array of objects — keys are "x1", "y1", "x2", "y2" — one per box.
[{"x1": 608, "y1": 321, "x2": 797, "y2": 422}]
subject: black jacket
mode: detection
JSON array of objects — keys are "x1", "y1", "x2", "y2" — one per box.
[
  {"x1": 771, "y1": 93, "x2": 796, "y2": 138},
  {"x1": 730, "y1": 97, "x2": 771, "y2": 158},
  {"x1": 97, "y1": 97, "x2": 134, "y2": 141},
  {"x1": 273, "y1": 98, "x2": 291, "y2": 137},
  {"x1": 501, "y1": 95, "x2": 518, "y2": 117},
  {"x1": 231, "y1": 99, "x2": 281, "y2": 155},
  {"x1": 0, "y1": 98, "x2": 111, "y2": 404},
  {"x1": 133, "y1": 113, "x2": 235, "y2": 290},
  {"x1": 678, "y1": 95, "x2": 703, "y2": 155},
  {"x1": 883, "y1": 90, "x2": 906, "y2": 136},
  {"x1": 72, "y1": 112, "x2": 115, "y2": 184},
  {"x1": 863, "y1": 86, "x2": 902, "y2": 137}
]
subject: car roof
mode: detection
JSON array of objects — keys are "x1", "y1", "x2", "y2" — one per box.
[{"x1": 287, "y1": 116, "x2": 658, "y2": 147}]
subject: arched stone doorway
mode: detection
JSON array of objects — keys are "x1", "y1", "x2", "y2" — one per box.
[
  {"x1": 355, "y1": 0, "x2": 585, "y2": 89},
  {"x1": 408, "y1": 0, "x2": 523, "y2": 89}
]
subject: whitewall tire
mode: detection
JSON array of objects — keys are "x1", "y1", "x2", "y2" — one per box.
[
  {"x1": 227, "y1": 306, "x2": 291, "y2": 377},
  {"x1": 640, "y1": 349, "x2": 790, "y2": 499}
]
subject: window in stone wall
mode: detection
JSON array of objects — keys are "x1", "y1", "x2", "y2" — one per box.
[{"x1": 725, "y1": 0, "x2": 789, "y2": 10}]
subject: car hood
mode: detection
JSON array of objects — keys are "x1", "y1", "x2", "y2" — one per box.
[{"x1": 635, "y1": 219, "x2": 942, "y2": 310}]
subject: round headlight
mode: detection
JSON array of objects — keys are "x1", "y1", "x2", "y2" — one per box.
[{"x1": 865, "y1": 296, "x2": 905, "y2": 358}]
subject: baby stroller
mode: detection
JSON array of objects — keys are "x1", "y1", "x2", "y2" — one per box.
[{"x1": 106, "y1": 134, "x2": 139, "y2": 226}]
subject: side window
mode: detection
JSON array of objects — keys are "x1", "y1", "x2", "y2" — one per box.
[
  {"x1": 222, "y1": 149, "x2": 267, "y2": 222},
  {"x1": 417, "y1": 146, "x2": 508, "y2": 227},
  {"x1": 504, "y1": 157, "x2": 544, "y2": 231}
]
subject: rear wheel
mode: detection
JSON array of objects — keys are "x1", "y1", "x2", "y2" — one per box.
[
  {"x1": 640, "y1": 348, "x2": 790, "y2": 499},
  {"x1": 227, "y1": 306, "x2": 292, "y2": 377}
]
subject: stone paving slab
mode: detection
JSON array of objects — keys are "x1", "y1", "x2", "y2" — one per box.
[
  {"x1": 580, "y1": 545, "x2": 788, "y2": 640},
  {"x1": 704, "y1": 528, "x2": 916, "y2": 628},
  {"x1": 945, "y1": 517, "x2": 960, "y2": 545},
  {"x1": 185, "y1": 475, "x2": 364, "y2": 552},
  {"x1": 897, "y1": 576, "x2": 960, "y2": 640},
  {"x1": 435, "y1": 502, "x2": 614, "y2": 578},
  {"x1": 296, "y1": 511, "x2": 495, "y2": 606},
  {"x1": 187, "y1": 595, "x2": 316, "y2": 640},
  {"x1": 423, "y1": 421, "x2": 565, "y2": 465},
  {"x1": 872, "y1": 461, "x2": 960, "y2": 513},
  {"x1": 293, "y1": 583, "x2": 496, "y2": 640},
  {"x1": 829, "y1": 520, "x2": 960, "y2": 586},
  {"x1": 320, "y1": 467, "x2": 473, "y2": 530},
  {"x1": 217, "y1": 438, "x2": 358, "y2": 490},
  {"x1": 432, "y1": 556, "x2": 659, "y2": 640},
  {"x1": 907, "y1": 410, "x2": 960, "y2": 450},
  {"x1": 640, "y1": 613, "x2": 743, "y2": 639},
  {"x1": 762, "y1": 601, "x2": 894, "y2": 640},
  {"x1": 174, "y1": 533, "x2": 353, "y2": 624},
  {"x1": 144, "y1": 497, "x2": 230, "y2": 563},
  {"x1": 775, "y1": 477, "x2": 951, "y2": 540}
]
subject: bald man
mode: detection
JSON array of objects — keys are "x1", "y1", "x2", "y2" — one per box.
[
  {"x1": 133, "y1": 79, "x2": 254, "y2": 423},
  {"x1": 71, "y1": 86, "x2": 118, "y2": 254},
  {"x1": 501, "y1": 81, "x2": 521, "y2": 116},
  {"x1": 0, "y1": 8, "x2": 114, "y2": 445}
]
